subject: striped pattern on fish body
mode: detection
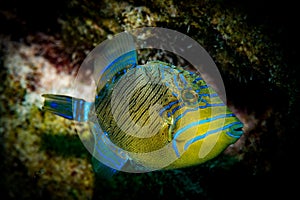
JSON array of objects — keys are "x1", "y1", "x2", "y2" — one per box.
[
  {"x1": 96, "y1": 61, "x2": 180, "y2": 153},
  {"x1": 41, "y1": 33, "x2": 244, "y2": 172},
  {"x1": 94, "y1": 60, "x2": 242, "y2": 169}
]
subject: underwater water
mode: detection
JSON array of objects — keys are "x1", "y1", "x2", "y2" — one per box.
[{"x1": 0, "y1": 0, "x2": 298, "y2": 199}]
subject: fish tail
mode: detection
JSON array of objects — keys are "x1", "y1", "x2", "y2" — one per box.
[
  {"x1": 42, "y1": 94, "x2": 93, "y2": 122},
  {"x1": 42, "y1": 94, "x2": 74, "y2": 120}
]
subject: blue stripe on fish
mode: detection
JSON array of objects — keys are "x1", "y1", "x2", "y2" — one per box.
[
  {"x1": 197, "y1": 94, "x2": 219, "y2": 103},
  {"x1": 206, "y1": 103, "x2": 225, "y2": 107},
  {"x1": 167, "y1": 66, "x2": 174, "y2": 72},
  {"x1": 198, "y1": 93, "x2": 218, "y2": 97},
  {"x1": 167, "y1": 112, "x2": 171, "y2": 118},
  {"x1": 193, "y1": 77, "x2": 202, "y2": 83},
  {"x1": 172, "y1": 92, "x2": 179, "y2": 97},
  {"x1": 161, "y1": 68, "x2": 165, "y2": 80},
  {"x1": 174, "y1": 113, "x2": 236, "y2": 140},
  {"x1": 174, "y1": 103, "x2": 226, "y2": 124},
  {"x1": 173, "y1": 74, "x2": 182, "y2": 90},
  {"x1": 112, "y1": 76, "x2": 116, "y2": 83},
  {"x1": 200, "y1": 99, "x2": 208, "y2": 103},
  {"x1": 183, "y1": 121, "x2": 242, "y2": 150},
  {"x1": 171, "y1": 103, "x2": 185, "y2": 115},
  {"x1": 159, "y1": 100, "x2": 181, "y2": 116},
  {"x1": 101, "y1": 50, "x2": 137, "y2": 79},
  {"x1": 226, "y1": 131, "x2": 243, "y2": 138},
  {"x1": 179, "y1": 73, "x2": 188, "y2": 85},
  {"x1": 172, "y1": 113, "x2": 236, "y2": 157},
  {"x1": 98, "y1": 50, "x2": 137, "y2": 91},
  {"x1": 199, "y1": 85, "x2": 208, "y2": 89}
]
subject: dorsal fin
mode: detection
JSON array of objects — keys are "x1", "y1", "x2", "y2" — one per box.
[{"x1": 91, "y1": 32, "x2": 138, "y2": 90}]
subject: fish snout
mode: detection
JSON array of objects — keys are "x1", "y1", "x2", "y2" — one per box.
[{"x1": 229, "y1": 122, "x2": 244, "y2": 138}]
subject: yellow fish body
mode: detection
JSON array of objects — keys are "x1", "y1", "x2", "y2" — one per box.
[{"x1": 42, "y1": 32, "x2": 243, "y2": 173}]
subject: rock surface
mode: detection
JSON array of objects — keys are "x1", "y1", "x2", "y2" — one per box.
[{"x1": 1, "y1": 0, "x2": 298, "y2": 199}]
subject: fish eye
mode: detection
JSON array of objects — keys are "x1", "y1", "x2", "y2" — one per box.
[
  {"x1": 181, "y1": 89, "x2": 199, "y2": 105},
  {"x1": 184, "y1": 91, "x2": 195, "y2": 99}
]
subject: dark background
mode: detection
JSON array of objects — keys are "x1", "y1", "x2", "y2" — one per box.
[{"x1": 1, "y1": 0, "x2": 299, "y2": 199}]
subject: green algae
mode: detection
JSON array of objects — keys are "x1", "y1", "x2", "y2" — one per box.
[{"x1": 40, "y1": 131, "x2": 89, "y2": 158}]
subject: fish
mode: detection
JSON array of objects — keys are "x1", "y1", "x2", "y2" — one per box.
[{"x1": 42, "y1": 32, "x2": 243, "y2": 174}]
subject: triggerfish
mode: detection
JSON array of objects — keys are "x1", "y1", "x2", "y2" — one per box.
[{"x1": 42, "y1": 31, "x2": 243, "y2": 174}]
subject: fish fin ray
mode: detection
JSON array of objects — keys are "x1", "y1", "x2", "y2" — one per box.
[
  {"x1": 91, "y1": 123, "x2": 129, "y2": 178},
  {"x1": 92, "y1": 32, "x2": 138, "y2": 89},
  {"x1": 42, "y1": 94, "x2": 74, "y2": 120},
  {"x1": 91, "y1": 156, "x2": 118, "y2": 180},
  {"x1": 42, "y1": 94, "x2": 93, "y2": 122}
]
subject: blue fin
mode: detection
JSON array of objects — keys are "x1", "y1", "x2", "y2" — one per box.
[
  {"x1": 91, "y1": 32, "x2": 138, "y2": 90},
  {"x1": 90, "y1": 123, "x2": 129, "y2": 178},
  {"x1": 42, "y1": 94, "x2": 93, "y2": 122},
  {"x1": 91, "y1": 155, "x2": 118, "y2": 180}
]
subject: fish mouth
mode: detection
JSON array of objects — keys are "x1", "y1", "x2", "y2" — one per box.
[{"x1": 229, "y1": 122, "x2": 244, "y2": 137}]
